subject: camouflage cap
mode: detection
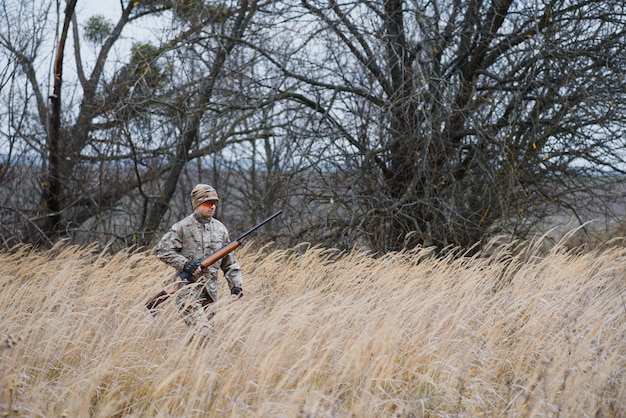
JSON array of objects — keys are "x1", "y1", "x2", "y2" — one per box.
[{"x1": 191, "y1": 184, "x2": 219, "y2": 208}]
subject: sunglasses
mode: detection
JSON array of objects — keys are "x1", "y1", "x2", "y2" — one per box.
[{"x1": 202, "y1": 200, "x2": 218, "y2": 207}]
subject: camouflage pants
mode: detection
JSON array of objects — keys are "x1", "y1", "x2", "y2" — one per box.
[{"x1": 175, "y1": 277, "x2": 219, "y2": 339}]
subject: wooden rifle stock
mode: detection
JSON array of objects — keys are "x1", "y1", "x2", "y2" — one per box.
[
  {"x1": 200, "y1": 241, "x2": 240, "y2": 269},
  {"x1": 145, "y1": 210, "x2": 282, "y2": 312}
]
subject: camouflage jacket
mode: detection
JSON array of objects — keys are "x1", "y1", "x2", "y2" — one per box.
[{"x1": 155, "y1": 212, "x2": 243, "y2": 289}]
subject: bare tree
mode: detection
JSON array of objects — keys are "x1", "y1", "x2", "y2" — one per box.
[
  {"x1": 0, "y1": 0, "x2": 275, "y2": 249},
  {"x1": 136, "y1": 0, "x2": 261, "y2": 245},
  {"x1": 0, "y1": 0, "x2": 181, "y2": 246},
  {"x1": 251, "y1": 0, "x2": 626, "y2": 251}
]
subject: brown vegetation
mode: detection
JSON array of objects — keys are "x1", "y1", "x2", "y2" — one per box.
[{"x1": 1, "y1": 240, "x2": 625, "y2": 416}]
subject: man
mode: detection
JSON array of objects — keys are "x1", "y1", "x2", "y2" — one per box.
[{"x1": 155, "y1": 184, "x2": 243, "y2": 338}]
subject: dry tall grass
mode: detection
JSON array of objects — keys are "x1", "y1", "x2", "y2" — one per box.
[{"x1": 1, "y1": 239, "x2": 625, "y2": 417}]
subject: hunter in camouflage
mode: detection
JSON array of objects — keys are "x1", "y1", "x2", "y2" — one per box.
[{"x1": 155, "y1": 184, "x2": 243, "y2": 339}]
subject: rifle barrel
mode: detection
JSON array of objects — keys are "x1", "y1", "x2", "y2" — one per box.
[{"x1": 235, "y1": 210, "x2": 283, "y2": 242}]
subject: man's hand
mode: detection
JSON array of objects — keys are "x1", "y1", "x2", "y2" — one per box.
[
  {"x1": 230, "y1": 286, "x2": 243, "y2": 301},
  {"x1": 183, "y1": 260, "x2": 202, "y2": 277}
]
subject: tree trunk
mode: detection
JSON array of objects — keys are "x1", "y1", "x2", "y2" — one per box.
[{"x1": 39, "y1": 0, "x2": 78, "y2": 243}]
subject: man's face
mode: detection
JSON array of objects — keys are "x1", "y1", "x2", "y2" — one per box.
[{"x1": 196, "y1": 200, "x2": 218, "y2": 217}]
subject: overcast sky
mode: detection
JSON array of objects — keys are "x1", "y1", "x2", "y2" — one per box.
[{"x1": 75, "y1": 1, "x2": 121, "y2": 20}]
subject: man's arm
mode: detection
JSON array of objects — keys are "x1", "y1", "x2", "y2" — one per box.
[
  {"x1": 221, "y1": 251, "x2": 243, "y2": 289},
  {"x1": 154, "y1": 227, "x2": 188, "y2": 271},
  {"x1": 219, "y1": 229, "x2": 243, "y2": 299}
]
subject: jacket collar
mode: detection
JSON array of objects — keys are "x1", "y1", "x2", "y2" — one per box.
[{"x1": 193, "y1": 212, "x2": 212, "y2": 224}]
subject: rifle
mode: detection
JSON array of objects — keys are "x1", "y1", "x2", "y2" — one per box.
[{"x1": 145, "y1": 210, "x2": 282, "y2": 311}]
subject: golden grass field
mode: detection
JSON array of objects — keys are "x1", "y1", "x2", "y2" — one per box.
[{"x1": 1, "y1": 238, "x2": 625, "y2": 417}]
